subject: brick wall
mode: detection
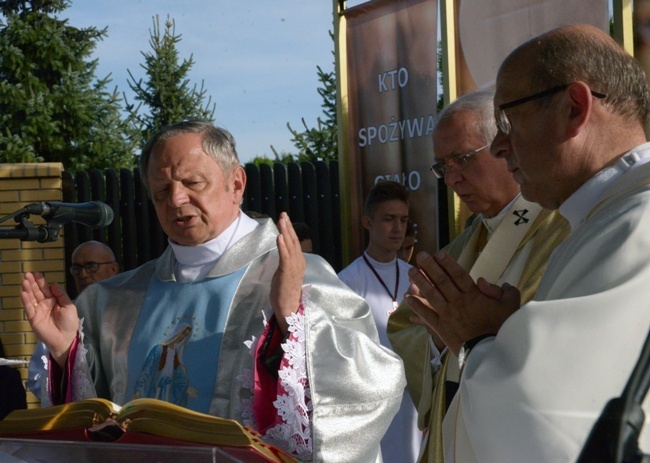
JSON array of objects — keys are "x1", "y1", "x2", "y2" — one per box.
[{"x1": 0, "y1": 163, "x2": 65, "y2": 407}]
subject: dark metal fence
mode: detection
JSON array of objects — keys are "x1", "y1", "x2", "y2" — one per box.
[{"x1": 61, "y1": 161, "x2": 341, "y2": 299}]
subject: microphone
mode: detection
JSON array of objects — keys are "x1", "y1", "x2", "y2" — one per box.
[{"x1": 24, "y1": 201, "x2": 114, "y2": 228}]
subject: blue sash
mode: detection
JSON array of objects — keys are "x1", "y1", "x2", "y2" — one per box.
[{"x1": 126, "y1": 266, "x2": 247, "y2": 412}]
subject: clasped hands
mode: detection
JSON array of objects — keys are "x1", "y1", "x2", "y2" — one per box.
[{"x1": 405, "y1": 251, "x2": 521, "y2": 356}]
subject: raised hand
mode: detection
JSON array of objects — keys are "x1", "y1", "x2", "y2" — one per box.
[
  {"x1": 21, "y1": 272, "x2": 79, "y2": 367},
  {"x1": 406, "y1": 251, "x2": 520, "y2": 355},
  {"x1": 270, "y1": 212, "x2": 306, "y2": 335}
]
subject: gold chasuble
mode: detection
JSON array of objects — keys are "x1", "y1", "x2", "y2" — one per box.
[{"x1": 387, "y1": 196, "x2": 570, "y2": 463}]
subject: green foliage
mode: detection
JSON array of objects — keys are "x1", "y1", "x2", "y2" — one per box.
[
  {"x1": 125, "y1": 15, "x2": 215, "y2": 147},
  {"x1": 249, "y1": 155, "x2": 274, "y2": 167},
  {"x1": 285, "y1": 64, "x2": 337, "y2": 163},
  {"x1": 0, "y1": 0, "x2": 138, "y2": 170},
  {"x1": 271, "y1": 31, "x2": 338, "y2": 165}
]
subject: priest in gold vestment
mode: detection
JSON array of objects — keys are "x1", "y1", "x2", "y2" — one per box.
[
  {"x1": 388, "y1": 90, "x2": 570, "y2": 463},
  {"x1": 405, "y1": 24, "x2": 650, "y2": 462}
]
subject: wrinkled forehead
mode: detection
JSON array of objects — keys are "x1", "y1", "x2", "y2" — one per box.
[
  {"x1": 433, "y1": 111, "x2": 484, "y2": 160},
  {"x1": 148, "y1": 134, "x2": 228, "y2": 177}
]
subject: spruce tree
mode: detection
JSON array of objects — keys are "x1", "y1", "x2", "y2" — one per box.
[
  {"x1": 0, "y1": 0, "x2": 138, "y2": 170},
  {"x1": 125, "y1": 15, "x2": 215, "y2": 147},
  {"x1": 269, "y1": 32, "x2": 338, "y2": 164},
  {"x1": 285, "y1": 64, "x2": 338, "y2": 163}
]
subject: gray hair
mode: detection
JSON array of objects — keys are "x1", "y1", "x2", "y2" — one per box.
[
  {"x1": 435, "y1": 90, "x2": 497, "y2": 145},
  {"x1": 139, "y1": 121, "x2": 241, "y2": 192}
]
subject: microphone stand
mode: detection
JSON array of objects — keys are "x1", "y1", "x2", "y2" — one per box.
[
  {"x1": 0, "y1": 209, "x2": 61, "y2": 242},
  {"x1": 576, "y1": 328, "x2": 650, "y2": 463}
]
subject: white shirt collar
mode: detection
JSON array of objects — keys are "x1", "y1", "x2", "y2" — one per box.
[
  {"x1": 363, "y1": 251, "x2": 397, "y2": 266},
  {"x1": 559, "y1": 142, "x2": 650, "y2": 230},
  {"x1": 170, "y1": 211, "x2": 259, "y2": 282},
  {"x1": 481, "y1": 193, "x2": 520, "y2": 236}
]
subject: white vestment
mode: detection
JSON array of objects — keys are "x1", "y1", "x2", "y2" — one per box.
[
  {"x1": 339, "y1": 254, "x2": 421, "y2": 463},
  {"x1": 53, "y1": 215, "x2": 405, "y2": 463},
  {"x1": 445, "y1": 145, "x2": 650, "y2": 462},
  {"x1": 388, "y1": 196, "x2": 569, "y2": 463}
]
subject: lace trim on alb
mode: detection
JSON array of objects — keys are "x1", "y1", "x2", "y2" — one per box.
[
  {"x1": 70, "y1": 318, "x2": 97, "y2": 402},
  {"x1": 238, "y1": 287, "x2": 313, "y2": 461}
]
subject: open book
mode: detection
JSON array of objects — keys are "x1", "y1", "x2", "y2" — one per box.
[{"x1": 0, "y1": 397, "x2": 296, "y2": 463}]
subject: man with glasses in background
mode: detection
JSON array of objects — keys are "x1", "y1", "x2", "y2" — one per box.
[
  {"x1": 388, "y1": 89, "x2": 569, "y2": 463},
  {"x1": 68, "y1": 241, "x2": 120, "y2": 295},
  {"x1": 27, "y1": 241, "x2": 120, "y2": 400},
  {"x1": 407, "y1": 24, "x2": 650, "y2": 461}
]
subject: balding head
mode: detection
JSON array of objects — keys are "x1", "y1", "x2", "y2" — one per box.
[
  {"x1": 491, "y1": 24, "x2": 650, "y2": 209},
  {"x1": 70, "y1": 241, "x2": 119, "y2": 293},
  {"x1": 499, "y1": 24, "x2": 650, "y2": 126}
]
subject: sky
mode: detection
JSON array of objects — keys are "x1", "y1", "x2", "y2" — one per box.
[{"x1": 63, "y1": 1, "x2": 340, "y2": 164}]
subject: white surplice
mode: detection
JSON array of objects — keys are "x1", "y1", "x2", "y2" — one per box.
[{"x1": 445, "y1": 144, "x2": 650, "y2": 462}]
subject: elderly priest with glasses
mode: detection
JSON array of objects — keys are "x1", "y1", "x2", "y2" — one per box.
[
  {"x1": 388, "y1": 89, "x2": 569, "y2": 463},
  {"x1": 405, "y1": 24, "x2": 650, "y2": 462}
]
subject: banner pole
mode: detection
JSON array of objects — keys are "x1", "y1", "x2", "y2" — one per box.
[
  {"x1": 440, "y1": 0, "x2": 462, "y2": 241},
  {"x1": 334, "y1": 0, "x2": 356, "y2": 267}
]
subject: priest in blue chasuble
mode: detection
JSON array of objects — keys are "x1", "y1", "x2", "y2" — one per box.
[{"x1": 21, "y1": 121, "x2": 405, "y2": 463}]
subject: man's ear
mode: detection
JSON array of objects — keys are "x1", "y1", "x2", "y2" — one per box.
[
  {"x1": 109, "y1": 263, "x2": 120, "y2": 277},
  {"x1": 229, "y1": 166, "x2": 247, "y2": 204},
  {"x1": 566, "y1": 81, "x2": 593, "y2": 138},
  {"x1": 362, "y1": 215, "x2": 372, "y2": 231}
]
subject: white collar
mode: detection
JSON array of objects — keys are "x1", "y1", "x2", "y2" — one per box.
[
  {"x1": 559, "y1": 142, "x2": 650, "y2": 230},
  {"x1": 363, "y1": 251, "x2": 397, "y2": 267},
  {"x1": 481, "y1": 193, "x2": 520, "y2": 236},
  {"x1": 170, "y1": 211, "x2": 259, "y2": 281}
]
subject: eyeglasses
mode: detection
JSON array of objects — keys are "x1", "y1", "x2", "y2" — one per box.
[
  {"x1": 495, "y1": 84, "x2": 607, "y2": 135},
  {"x1": 70, "y1": 262, "x2": 114, "y2": 276},
  {"x1": 430, "y1": 144, "x2": 490, "y2": 179}
]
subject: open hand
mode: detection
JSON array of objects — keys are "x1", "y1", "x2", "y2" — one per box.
[
  {"x1": 270, "y1": 213, "x2": 306, "y2": 335},
  {"x1": 21, "y1": 272, "x2": 79, "y2": 367}
]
